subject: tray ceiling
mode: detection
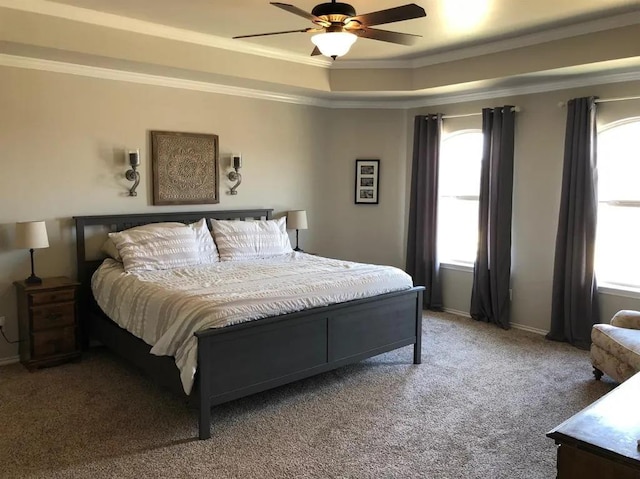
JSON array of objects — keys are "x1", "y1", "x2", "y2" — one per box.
[
  {"x1": 38, "y1": 0, "x2": 640, "y2": 61},
  {"x1": 1, "y1": 0, "x2": 640, "y2": 104}
]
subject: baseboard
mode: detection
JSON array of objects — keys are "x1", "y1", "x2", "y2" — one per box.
[
  {"x1": 442, "y1": 308, "x2": 548, "y2": 336},
  {"x1": 510, "y1": 323, "x2": 548, "y2": 336},
  {"x1": 442, "y1": 307, "x2": 471, "y2": 318},
  {"x1": 0, "y1": 355, "x2": 20, "y2": 367}
]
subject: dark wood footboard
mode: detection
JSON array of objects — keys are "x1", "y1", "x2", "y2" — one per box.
[{"x1": 195, "y1": 287, "x2": 423, "y2": 439}]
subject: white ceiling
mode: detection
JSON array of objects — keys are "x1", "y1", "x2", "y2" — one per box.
[{"x1": 45, "y1": 0, "x2": 640, "y2": 61}]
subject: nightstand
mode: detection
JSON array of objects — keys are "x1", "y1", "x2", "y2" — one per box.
[{"x1": 14, "y1": 276, "x2": 81, "y2": 370}]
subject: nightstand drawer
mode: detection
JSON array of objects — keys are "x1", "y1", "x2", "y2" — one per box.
[
  {"x1": 31, "y1": 303, "x2": 75, "y2": 331},
  {"x1": 32, "y1": 327, "x2": 76, "y2": 358},
  {"x1": 30, "y1": 289, "x2": 75, "y2": 306}
]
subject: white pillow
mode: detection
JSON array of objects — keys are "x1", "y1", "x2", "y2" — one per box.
[
  {"x1": 211, "y1": 217, "x2": 293, "y2": 261},
  {"x1": 102, "y1": 220, "x2": 219, "y2": 265},
  {"x1": 101, "y1": 222, "x2": 184, "y2": 262},
  {"x1": 109, "y1": 225, "x2": 201, "y2": 272},
  {"x1": 188, "y1": 218, "x2": 219, "y2": 264}
]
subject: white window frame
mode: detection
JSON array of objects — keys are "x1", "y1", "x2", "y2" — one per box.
[
  {"x1": 437, "y1": 129, "x2": 483, "y2": 271},
  {"x1": 595, "y1": 117, "x2": 640, "y2": 297}
]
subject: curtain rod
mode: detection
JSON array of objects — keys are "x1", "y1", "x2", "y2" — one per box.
[
  {"x1": 439, "y1": 106, "x2": 521, "y2": 120},
  {"x1": 557, "y1": 95, "x2": 640, "y2": 107}
]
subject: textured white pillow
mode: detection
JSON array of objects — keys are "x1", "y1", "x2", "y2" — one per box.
[
  {"x1": 109, "y1": 225, "x2": 201, "y2": 272},
  {"x1": 211, "y1": 217, "x2": 293, "y2": 261},
  {"x1": 188, "y1": 218, "x2": 219, "y2": 264},
  {"x1": 101, "y1": 222, "x2": 184, "y2": 262},
  {"x1": 103, "y1": 220, "x2": 218, "y2": 265}
]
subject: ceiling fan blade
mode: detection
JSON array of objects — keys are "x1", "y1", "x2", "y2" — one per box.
[
  {"x1": 311, "y1": 46, "x2": 321, "y2": 56},
  {"x1": 270, "y1": 2, "x2": 330, "y2": 26},
  {"x1": 348, "y1": 4, "x2": 426, "y2": 27},
  {"x1": 233, "y1": 28, "x2": 312, "y2": 39},
  {"x1": 355, "y1": 27, "x2": 421, "y2": 45}
]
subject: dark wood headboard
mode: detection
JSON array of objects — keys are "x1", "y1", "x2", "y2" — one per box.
[{"x1": 73, "y1": 209, "x2": 273, "y2": 340}]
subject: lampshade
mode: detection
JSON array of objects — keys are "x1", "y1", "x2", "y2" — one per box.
[
  {"x1": 311, "y1": 32, "x2": 357, "y2": 58},
  {"x1": 15, "y1": 221, "x2": 49, "y2": 249},
  {"x1": 287, "y1": 210, "x2": 308, "y2": 230}
]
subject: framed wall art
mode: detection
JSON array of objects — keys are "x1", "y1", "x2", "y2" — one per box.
[
  {"x1": 354, "y1": 159, "x2": 380, "y2": 204},
  {"x1": 151, "y1": 131, "x2": 219, "y2": 205}
]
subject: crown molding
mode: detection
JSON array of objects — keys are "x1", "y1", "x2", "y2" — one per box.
[
  {"x1": 0, "y1": 0, "x2": 331, "y2": 68},
  {"x1": 323, "y1": 69, "x2": 640, "y2": 108},
  {"x1": 0, "y1": 54, "x2": 331, "y2": 107},
  {"x1": 391, "y1": 69, "x2": 640, "y2": 109},
  {"x1": 333, "y1": 10, "x2": 640, "y2": 70},
  {"x1": 2, "y1": 53, "x2": 640, "y2": 111}
]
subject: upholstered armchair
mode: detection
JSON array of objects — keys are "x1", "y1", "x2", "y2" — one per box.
[{"x1": 591, "y1": 310, "x2": 640, "y2": 383}]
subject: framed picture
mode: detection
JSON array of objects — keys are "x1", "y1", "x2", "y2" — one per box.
[
  {"x1": 151, "y1": 131, "x2": 219, "y2": 205},
  {"x1": 355, "y1": 159, "x2": 380, "y2": 204}
]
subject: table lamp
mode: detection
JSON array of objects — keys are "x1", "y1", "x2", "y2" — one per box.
[
  {"x1": 287, "y1": 210, "x2": 308, "y2": 252},
  {"x1": 15, "y1": 221, "x2": 49, "y2": 284}
]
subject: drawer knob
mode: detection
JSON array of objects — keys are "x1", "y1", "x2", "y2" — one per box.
[{"x1": 48, "y1": 313, "x2": 60, "y2": 322}]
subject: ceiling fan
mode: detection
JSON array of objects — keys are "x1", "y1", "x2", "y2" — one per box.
[{"x1": 233, "y1": 1, "x2": 426, "y2": 59}]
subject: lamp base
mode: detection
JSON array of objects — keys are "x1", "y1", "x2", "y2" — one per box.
[
  {"x1": 26, "y1": 249, "x2": 43, "y2": 285},
  {"x1": 25, "y1": 275, "x2": 42, "y2": 285}
]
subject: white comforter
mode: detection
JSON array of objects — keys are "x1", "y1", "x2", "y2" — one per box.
[{"x1": 91, "y1": 252, "x2": 414, "y2": 394}]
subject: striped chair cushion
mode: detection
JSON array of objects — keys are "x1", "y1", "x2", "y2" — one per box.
[
  {"x1": 211, "y1": 217, "x2": 293, "y2": 261},
  {"x1": 109, "y1": 225, "x2": 201, "y2": 272}
]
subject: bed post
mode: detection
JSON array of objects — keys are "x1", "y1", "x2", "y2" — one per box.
[
  {"x1": 197, "y1": 335, "x2": 212, "y2": 440},
  {"x1": 413, "y1": 289, "x2": 423, "y2": 365},
  {"x1": 74, "y1": 217, "x2": 90, "y2": 349}
]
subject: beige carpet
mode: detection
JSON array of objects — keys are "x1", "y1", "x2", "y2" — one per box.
[{"x1": 0, "y1": 312, "x2": 615, "y2": 479}]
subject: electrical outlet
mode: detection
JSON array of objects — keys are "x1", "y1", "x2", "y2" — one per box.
[{"x1": 0, "y1": 316, "x2": 5, "y2": 329}]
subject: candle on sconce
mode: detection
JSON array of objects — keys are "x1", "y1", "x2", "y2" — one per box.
[
  {"x1": 128, "y1": 149, "x2": 140, "y2": 167},
  {"x1": 232, "y1": 154, "x2": 242, "y2": 170}
]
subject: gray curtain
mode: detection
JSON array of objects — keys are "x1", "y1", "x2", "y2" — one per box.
[
  {"x1": 406, "y1": 114, "x2": 443, "y2": 310},
  {"x1": 470, "y1": 106, "x2": 516, "y2": 329},
  {"x1": 547, "y1": 97, "x2": 600, "y2": 349}
]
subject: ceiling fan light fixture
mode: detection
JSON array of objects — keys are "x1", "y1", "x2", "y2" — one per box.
[{"x1": 311, "y1": 31, "x2": 357, "y2": 58}]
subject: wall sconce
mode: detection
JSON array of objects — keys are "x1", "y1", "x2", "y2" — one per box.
[
  {"x1": 125, "y1": 149, "x2": 140, "y2": 196},
  {"x1": 228, "y1": 153, "x2": 242, "y2": 195}
]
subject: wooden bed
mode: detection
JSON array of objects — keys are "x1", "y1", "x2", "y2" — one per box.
[{"x1": 74, "y1": 209, "x2": 425, "y2": 439}]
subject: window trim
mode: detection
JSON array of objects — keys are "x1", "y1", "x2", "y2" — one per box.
[
  {"x1": 440, "y1": 195, "x2": 480, "y2": 201},
  {"x1": 598, "y1": 283, "x2": 640, "y2": 300},
  {"x1": 598, "y1": 116, "x2": 640, "y2": 133},
  {"x1": 599, "y1": 201, "x2": 640, "y2": 207},
  {"x1": 440, "y1": 261, "x2": 474, "y2": 273}
]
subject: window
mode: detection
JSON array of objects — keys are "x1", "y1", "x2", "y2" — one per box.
[
  {"x1": 438, "y1": 130, "x2": 483, "y2": 265},
  {"x1": 596, "y1": 118, "x2": 640, "y2": 290}
]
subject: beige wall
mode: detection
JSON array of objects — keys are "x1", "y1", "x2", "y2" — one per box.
[
  {"x1": 0, "y1": 65, "x2": 326, "y2": 361},
  {"x1": 1, "y1": 63, "x2": 640, "y2": 362},
  {"x1": 411, "y1": 82, "x2": 640, "y2": 331},
  {"x1": 314, "y1": 108, "x2": 409, "y2": 268}
]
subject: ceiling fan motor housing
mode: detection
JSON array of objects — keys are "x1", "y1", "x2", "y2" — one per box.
[{"x1": 311, "y1": 2, "x2": 356, "y2": 20}]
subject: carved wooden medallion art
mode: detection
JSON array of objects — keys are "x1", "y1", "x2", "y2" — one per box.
[{"x1": 151, "y1": 131, "x2": 219, "y2": 205}]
